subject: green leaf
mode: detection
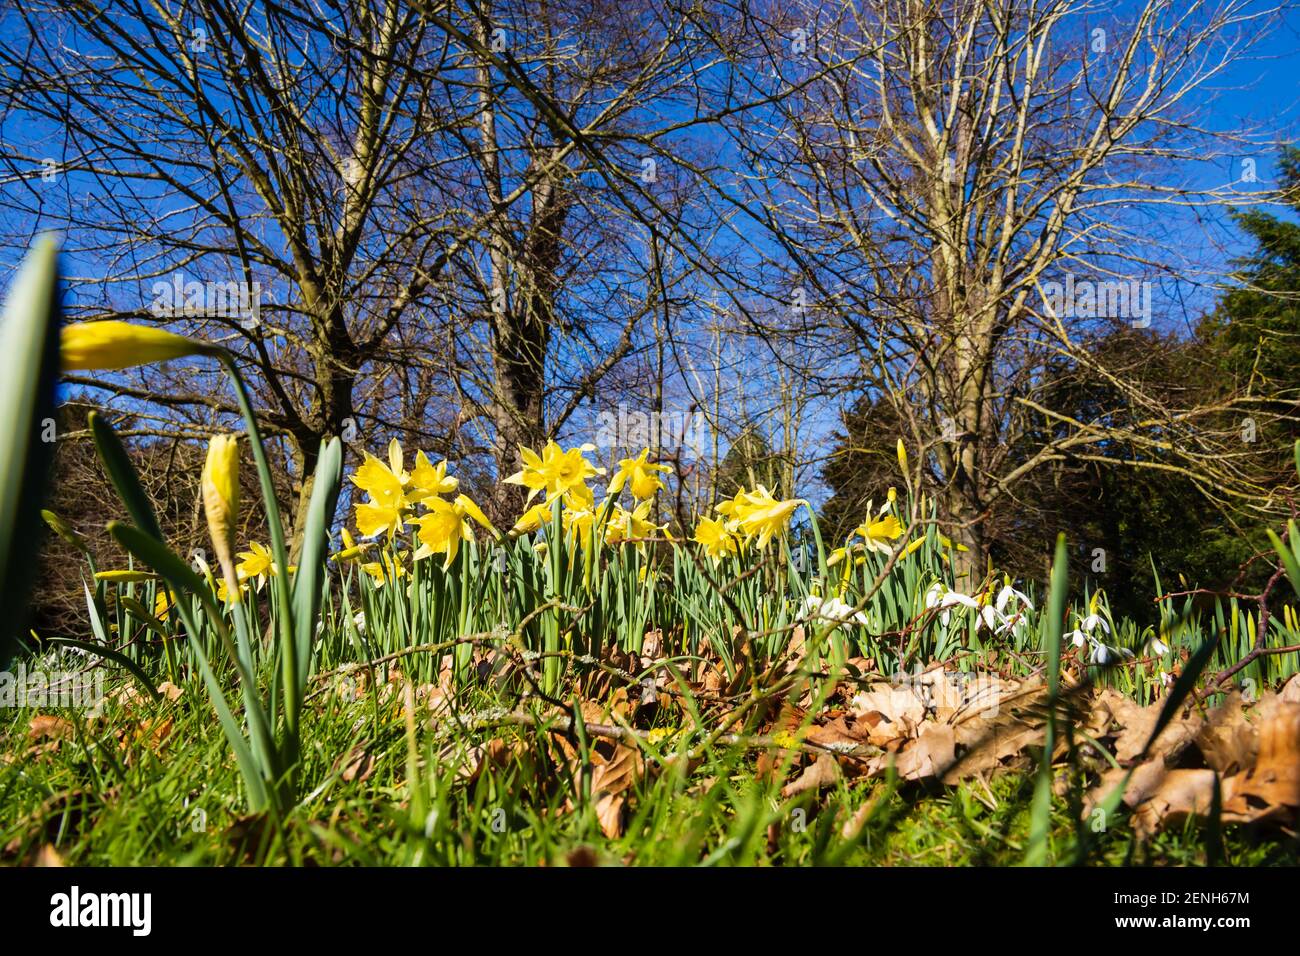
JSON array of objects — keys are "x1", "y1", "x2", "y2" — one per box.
[
  {"x1": 1267, "y1": 525, "x2": 1300, "y2": 600},
  {"x1": 184, "y1": 625, "x2": 271, "y2": 812},
  {"x1": 290, "y1": 437, "x2": 343, "y2": 703},
  {"x1": 0, "y1": 235, "x2": 61, "y2": 670},
  {"x1": 108, "y1": 521, "x2": 222, "y2": 620},
  {"x1": 1025, "y1": 533, "x2": 1068, "y2": 866},
  {"x1": 46, "y1": 637, "x2": 161, "y2": 702},
  {"x1": 89, "y1": 410, "x2": 163, "y2": 541}
]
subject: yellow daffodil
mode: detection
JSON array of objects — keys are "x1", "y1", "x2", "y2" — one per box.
[
  {"x1": 896, "y1": 438, "x2": 908, "y2": 473},
  {"x1": 361, "y1": 552, "x2": 407, "y2": 588},
  {"x1": 511, "y1": 500, "x2": 555, "y2": 536},
  {"x1": 504, "y1": 441, "x2": 604, "y2": 503},
  {"x1": 608, "y1": 449, "x2": 671, "y2": 500},
  {"x1": 202, "y1": 434, "x2": 241, "y2": 599},
  {"x1": 60, "y1": 320, "x2": 214, "y2": 371},
  {"x1": 561, "y1": 494, "x2": 601, "y2": 548},
  {"x1": 691, "y1": 515, "x2": 739, "y2": 561},
  {"x1": 854, "y1": 503, "x2": 904, "y2": 556},
  {"x1": 727, "y1": 485, "x2": 806, "y2": 550},
  {"x1": 605, "y1": 500, "x2": 664, "y2": 546},
  {"x1": 237, "y1": 541, "x2": 274, "y2": 580},
  {"x1": 351, "y1": 438, "x2": 412, "y2": 538},
  {"x1": 713, "y1": 487, "x2": 751, "y2": 524},
  {"x1": 216, "y1": 574, "x2": 249, "y2": 604},
  {"x1": 235, "y1": 541, "x2": 294, "y2": 588},
  {"x1": 154, "y1": 589, "x2": 173, "y2": 620},
  {"x1": 411, "y1": 494, "x2": 496, "y2": 569}
]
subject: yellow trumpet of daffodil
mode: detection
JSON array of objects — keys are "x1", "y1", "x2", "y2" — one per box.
[
  {"x1": 607, "y1": 449, "x2": 671, "y2": 501},
  {"x1": 411, "y1": 494, "x2": 496, "y2": 569},
  {"x1": 60, "y1": 320, "x2": 214, "y2": 371},
  {"x1": 201, "y1": 434, "x2": 241, "y2": 600}
]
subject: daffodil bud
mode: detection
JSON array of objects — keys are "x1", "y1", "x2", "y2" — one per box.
[
  {"x1": 896, "y1": 438, "x2": 908, "y2": 473},
  {"x1": 41, "y1": 509, "x2": 88, "y2": 552},
  {"x1": 202, "y1": 434, "x2": 240, "y2": 600},
  {"x1": 60, "y1": 321, "x2": 213, "y2": 371}
]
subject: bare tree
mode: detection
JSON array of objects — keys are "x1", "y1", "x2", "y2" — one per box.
[{"x1": 708, "y1": 0, "x2": 1293, "y2": 571}]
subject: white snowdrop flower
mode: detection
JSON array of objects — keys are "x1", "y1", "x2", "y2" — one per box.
[
  {"x1": 995, "y1": 585, "x2": 1033, "y2": 615},
  {"x1": 924, "y1": 583, "x2": 978, "y2": 627},
  {"x1": 800, "y1": 594, "x2": 867, "y2": 628}
]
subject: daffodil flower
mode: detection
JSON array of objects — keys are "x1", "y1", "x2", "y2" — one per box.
[
  {"x1": 202, "y1": 434, "x2": 240, "y2": 599},
  {"x1": 725, "y1": 485, "x2": 806, "y2": 550},
  {"x1": 605, "y1": 499, "x2": 664, "y2": 547},
  {"x1": 350, "y1": 439, "x2": 412, "y2": 539},
  {"x1": 511, "y1": 500, "x2": 555, "y2": 536},
  {"x1": 411, "y1": 494, "x2": 496, "y2": 569},
  {"x1": 361, "y1": 552, "x2": 407, "y2": 588},
  {"x1": 408, "y1": 452, "x2": 458, "y2": 502},
  {"x1": 235, "y1": 541, "x2": 295, "y2": 588},
  {"x1": 691, "y1": 515, "x2": 739, "y2": 561},
  {"x1": 607, "y1": 449, "x2": 671, "y2": 501},
  {"x1": 562, "y1": 497, "x2": 598, "y2": 548},
  {"x1": 853, "y1": 500, "x2": 904, "y2": 555},
  {"x1": 504, "y1": 441, "x2": 604, "y2": 504},
  {"x1": 216, "y1": 573, "x2": 250, "y2": 604}
]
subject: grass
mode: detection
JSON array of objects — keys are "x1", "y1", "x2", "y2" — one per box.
[{"x1": 4, "y1": 637, "x2": 1297, "y2": 868}]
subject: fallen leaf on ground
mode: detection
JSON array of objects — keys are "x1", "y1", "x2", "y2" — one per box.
[
  {"x1": 590, "y1": 742, "x2": 644, "y2": 839},
  {"x1": 1222, "y1": 702, "x2": 1300, "y2": 825},
  {"x1": 28, "y1": 715, "x2": 75, "y2": 741},
  {"x1": 782, "y1": 753, "x2": 842, "y2": 797}
]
